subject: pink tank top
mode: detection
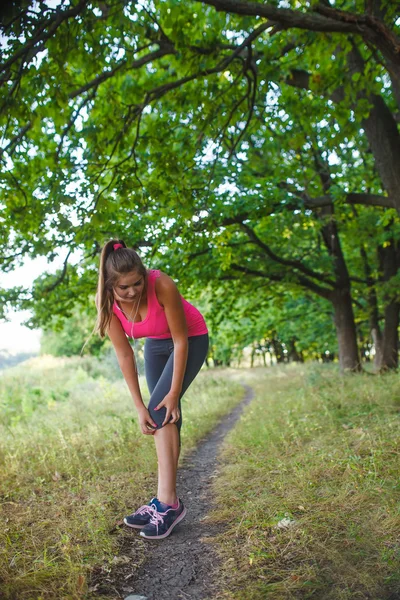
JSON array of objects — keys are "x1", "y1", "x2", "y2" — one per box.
[{"x1": 112, "y1": 269, "x2": 208, "y2": 340}]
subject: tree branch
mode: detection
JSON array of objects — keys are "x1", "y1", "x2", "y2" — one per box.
[
  {"x1": 230, "y1": 262, "x2": 334, "y2": 299},
  {"x1": 228, "y1": 49, "x2": 258, "y2": 158},
  {"x1": 83, "y1": 21, "x2": 274, "y2": 185},
  {"x1": 230, "y1": 262, "x2": 280, "y2": 279},
  {"x1": 43, "y1": 250, "x2": 72, "y2": 293},
  {"x1": 305, "y1": 193, "x2": 394, "y2": 209},
  {"x1": 195, "y1": 0, "x2": 400, "y2": 73},
  {"x1": 239, "y1": 222, "x2": 337, "y2": 286},
  {"x1": 0, "y1": 0, "x2": 90, "y2": 79},
  {"x1": 56, "y1": 89, "x2": 97, "y2": 159},
  {"x1": 0, "y1": 122, "x2": 32, "y2": 159},
  {"x1": 296, "y1": 274, "x2": 334, "y2": 300},
  {"x1": 195, "y1": 0, "x2": 362, "y2": 33},
  {"x1": 69, "y1": 43, "x2": 176, "y2": 99}
]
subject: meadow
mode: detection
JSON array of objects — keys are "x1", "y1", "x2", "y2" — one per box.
[
  {"x1": 209, "y1": 364, "x2": 400, "y2": 600},
  {"x1": 1, "y1": 356, "x2": 399, "y2": 600},
  {"x1": 0, "y1": 353, "x2": 243, "y2": 599}
]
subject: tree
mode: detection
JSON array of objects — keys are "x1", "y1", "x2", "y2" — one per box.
[
  {"x1": 40, "y1": 300, "x2": 107, "y2": 356},
  {"x1": 200, "y1": 282, "x2": 338, "y2": 365},
  {"x1": 1, "y1": 0, "x2": 398, "y2": 370}
]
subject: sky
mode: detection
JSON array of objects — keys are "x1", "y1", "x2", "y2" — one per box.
[
  {"x1": 1, "y1": 257, "x2": 46, "y2": 354},
  {"x1": 0, "y1": 250, "x2": 81, "y2": 355},
  {"x1": 0, "y1": 0, "x2": 69, "y2": 355}
]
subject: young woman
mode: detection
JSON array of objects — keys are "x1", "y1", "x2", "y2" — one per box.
[{"x1": 95, "y1": 239, "x2": 209, "y2": 540}]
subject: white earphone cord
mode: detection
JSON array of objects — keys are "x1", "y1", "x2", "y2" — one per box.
[{"x1": 116, "y1": 282, "x2": 144, "y2": 375}]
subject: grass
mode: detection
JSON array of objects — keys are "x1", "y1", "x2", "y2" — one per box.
[
  {"x1": 3, "y1": 358, "x2": 399, "y2": 599},
  {"x1": 0, "y1": 353, "x2": 244, "y2": 600},
  {"x1": 209, "y1": 363, "x2": 400, "y2": 600}
]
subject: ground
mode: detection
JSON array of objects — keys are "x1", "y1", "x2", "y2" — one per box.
[{"x1": 90, "y1": 384, "x2": 254, "y2": 600}]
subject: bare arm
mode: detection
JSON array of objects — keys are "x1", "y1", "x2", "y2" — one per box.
[
  {"x1": 156, "y1": 272, "x2": 189, "y2": 397},
  {"x1": 107, "y1": 314, "x2": 157, "y2": 432}
]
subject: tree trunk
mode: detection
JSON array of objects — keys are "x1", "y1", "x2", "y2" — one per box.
[
  {"x1": 250, "y1": 344, "x2": 256, "y2": 368},
  {"x1": 380, "y1": 301, "x2": 399, "y2": 369},
  {"x1": 347, "y1": 46, "x2": 400, "y2": 215},
  {"x1": 315, "y1": 191, "x2": 361, "y2": 372},
  {"x1": 360, "y1": 244, "x2": 383, "y2": 368},
  {"x1": 287, "y1": 337, "x2": 304, "y2": 362},
  {"x1": 332, "y1": 289, "x2": 362, "y2": 371},
  {"x1": 368, "y1": 293, "x2": 383, "y2": 369},
  {"x1": 271, "y1": 337, "x2": 285, "y2": 363},
  {"x1": 262, "y1": 349, "x2": 267, "y2": 366},
  {"x1": 377, "y1": 238, "x2": 399, "y2": 370}
]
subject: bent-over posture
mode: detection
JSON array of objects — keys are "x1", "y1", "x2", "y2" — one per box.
[{"x1": 95, "y1": 239, "x2": 209, "y2": 540}]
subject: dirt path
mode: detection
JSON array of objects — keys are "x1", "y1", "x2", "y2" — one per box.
[{"x1": 113, "y1": 383, "x2": 254, "y2": 600}]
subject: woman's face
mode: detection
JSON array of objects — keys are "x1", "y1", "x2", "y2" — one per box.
[{"x1": 113, "y1": 270, "x2": 146, "y2": 303}]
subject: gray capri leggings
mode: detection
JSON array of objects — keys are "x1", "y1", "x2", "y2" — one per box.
[{"x1": 144, "y1": 333, "x2": 209, "y2": 446}]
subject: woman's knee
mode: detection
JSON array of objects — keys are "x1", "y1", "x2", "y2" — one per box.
[{"x1": 154, "y1": 422, "x2": 178, "y2": 435}]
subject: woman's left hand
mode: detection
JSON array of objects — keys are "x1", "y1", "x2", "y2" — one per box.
[{"x1": 155, "y1": 391, "x2": 180, "y2": 427}]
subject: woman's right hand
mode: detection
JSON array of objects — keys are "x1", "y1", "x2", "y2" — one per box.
[{"x1": 137, "y1": 406, "x2": 158, "y2": 435}]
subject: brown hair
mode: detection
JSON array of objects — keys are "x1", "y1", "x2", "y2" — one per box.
[{"x1": 80, "y1": 239, "x2": 147, "y2": 355}]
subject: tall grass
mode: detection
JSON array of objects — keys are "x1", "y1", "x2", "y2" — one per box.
[
  {"x1": 210, "y1": 363, "x2": 400, "y2": 600},
  {"x1": 0, "y1": 354, "x2": 243, "y2": 600}
]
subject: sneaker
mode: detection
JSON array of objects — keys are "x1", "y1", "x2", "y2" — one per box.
[
  {"x1": 123, "y1": 497, "x2": 162, "y2": 529},
  {"x1": 140, "y1": 498, "x2": 187, "y2": 540}
]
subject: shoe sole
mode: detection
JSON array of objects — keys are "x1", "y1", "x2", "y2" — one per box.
[
  {"x1": 139, "y1": 507, "x2": 187, "y2": 540},
  {"x1": 123, "y1": 518, "x2": 147, "y2": 529}
]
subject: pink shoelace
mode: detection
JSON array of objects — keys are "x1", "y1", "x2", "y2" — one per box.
[
  {"x1": 134, "y1": 504, "x2": 157, "y2": 517},
  {"x1": 148, "y1": 505, "x2": 167, "y2": 533}
]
